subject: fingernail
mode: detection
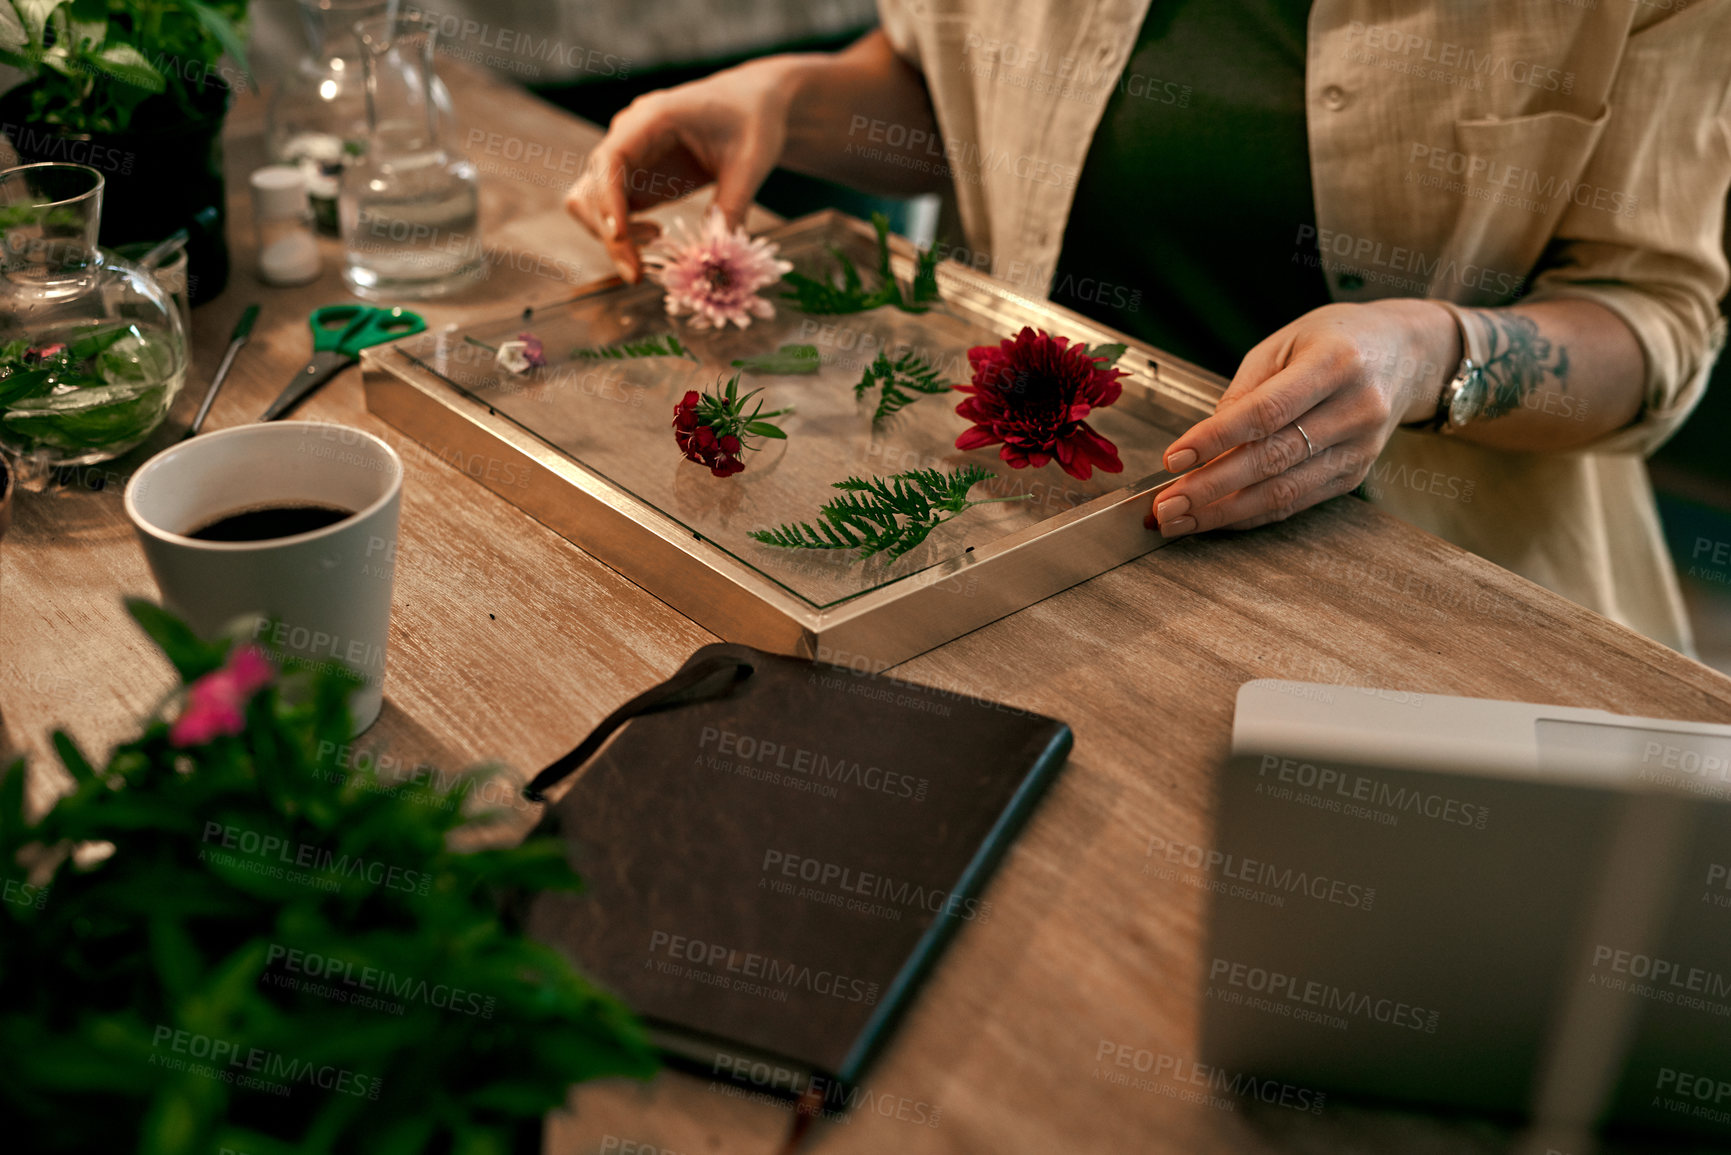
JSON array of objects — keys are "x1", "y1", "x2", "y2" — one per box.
[
  {"x1": 1166, "y1": 449, "x2": 1198, "y2": 473},
  {"x1": 603, "y1": 212, "x2": 619, "y2": 239},
  {"x1": 613, "y1": 257, "x2": 635, "y2": 283},
  {"x1": 1156, "y1": 495, "x2": 1189, "y2": 523},
  {"x1": 1162, "y1": 516, "x2": 1196, "y2": 537}
]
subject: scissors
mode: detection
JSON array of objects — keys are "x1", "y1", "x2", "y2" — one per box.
[{"x1": 260, "y1": 304, "x2": 427, "y2": 421}]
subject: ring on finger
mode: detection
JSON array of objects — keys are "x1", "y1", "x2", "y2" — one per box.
[{"x1": 1293, "y1": 421, "x2": 1316, "y2": 460}]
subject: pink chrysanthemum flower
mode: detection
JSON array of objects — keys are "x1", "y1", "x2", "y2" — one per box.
[
  {"x1": 642, "y1": 207, "x2": 792, "y2": 330},
  {"x1": 169, "y1": 645, "x2": 276, "y2": 747}
]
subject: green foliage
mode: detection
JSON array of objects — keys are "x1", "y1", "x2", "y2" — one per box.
[
  {"x1": 853, "y1": 350, "x2": 949, "y2": 424},
  {"x1": 910, "y1": 244, "x2": 940, "y2": 308},
  {"x1": 690, "y1": 372, "x2": 790, "y2": 442},
  {"x1": 1083, "y1": 342, "x2": 1127, "y2": 370},
  {"x1": 749, "y1": 464, "x2": 1027, "y2": 561},
  {"x1": 0, "y1": 322, "x2": 177, "y2": 454},
  {"x1": 0, "y1": 0, "x2": 252, "y2": 133},
  {"x1": 0, "y1": 599, "x2": 656, "y2": 1155},
  {"x1": 779, "y1": 213, "x2": 942, "y2": 316},
  {"x1": 570, "y1": 333, "x2": 697, "y2": 363},
  {"x1": 730, "y1": 343, "x2": 819, "y2": 375}
]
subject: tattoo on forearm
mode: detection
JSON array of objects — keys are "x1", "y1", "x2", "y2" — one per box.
[{"x1": 1470, "y1": 311, "x2": 1570, "y2": 419}]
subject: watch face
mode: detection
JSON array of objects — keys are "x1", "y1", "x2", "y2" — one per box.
[{"x1": 1447, "y1": 372, "x2": 1487, "y2": 428}]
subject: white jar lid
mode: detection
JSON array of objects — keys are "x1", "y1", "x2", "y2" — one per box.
[{"x1": 249, "y1": 165, "x2": 311, "y2": 218}]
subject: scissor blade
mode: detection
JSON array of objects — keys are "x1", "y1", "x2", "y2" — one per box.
[{"x1": 260, "y1": 350, "x2": 355, "y2": 421}]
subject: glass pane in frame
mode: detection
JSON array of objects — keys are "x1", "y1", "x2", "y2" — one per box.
[{"x1": 396, "y1": 215, "x2": 1185, "y2": 609}]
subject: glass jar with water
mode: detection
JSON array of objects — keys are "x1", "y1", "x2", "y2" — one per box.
[
  {"x1": 267, "y1": 0, "x2": 452, "y2": 236},
  {"x1": 0, "y1": 164, "x2": 187, "y2": 490},
  {"x1": 338, "y1": 10, "x2": 482, "y2": 300}
]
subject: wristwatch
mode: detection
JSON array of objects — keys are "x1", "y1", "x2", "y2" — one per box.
[{"x1": 1413, "y1": 301, "x2": 1487, "y2": 434}]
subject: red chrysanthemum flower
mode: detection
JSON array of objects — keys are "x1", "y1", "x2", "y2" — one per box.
[
  {"x1": 672, "y1": 375, "x2": 789, "y2": 478},
  {"x1": 954, "y1": 327, "x2": 1126, "y2": 480}
]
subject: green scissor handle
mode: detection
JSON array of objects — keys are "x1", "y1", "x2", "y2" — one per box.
[{"x1": 308, "y1": 304, "x2": 428, "y2": 359}]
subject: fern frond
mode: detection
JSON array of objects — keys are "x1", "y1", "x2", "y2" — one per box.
[
  {"x1": 854, "y1": 351, "x2": 950, "y2": 424},
  {"x1": 910, "y1": 245, "x2": 940, "y2": 307},
  {"x1": 572, "y1": 333, "x2": 697, "y2": 362},
  {"x1": 748, "y1": 519, "x2": 861, "y2": 551},
  {"x1": 779, "y1": 214, "x2": 943, "y2": 316},
  {"x1": 750, "y1": 464, "x2": 1019, "y2": 563}
]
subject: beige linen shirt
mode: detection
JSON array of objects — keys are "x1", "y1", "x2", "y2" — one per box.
[{"x1": 876, "y1": 0, "x2": 1731, "y2": 652}]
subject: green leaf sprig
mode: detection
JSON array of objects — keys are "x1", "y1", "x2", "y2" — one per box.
[
  {"x1": 571, "y1": 333, "x2": 699, "y2": 363},
  {"x1": 854, "y1": 350, "x2": 949, "y2": 424},
  {"x1": 1083, "y1": 342, "x2": 1128, "y2": 370},
  {"x1": 687, "y1": 372, "x2": 792, "y2": 443},
  {"x1": 731, "y1": 344, "x2": 820, "y2": 374},
  {"x1": 779, "y1": 212, "x2": 942, "y2": 316},
  {"x1": 749, "y1": 464, "x2": 1028, "y2": 561}
]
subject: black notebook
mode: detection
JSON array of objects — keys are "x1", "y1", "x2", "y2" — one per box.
[{"x1": 520, "y1": 642, "x2": 1072, "y2": 1104}]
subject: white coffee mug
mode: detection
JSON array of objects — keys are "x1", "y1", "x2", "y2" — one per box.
[{"x1": 124, "y1": 421, "x2": 403, "y2": 734}]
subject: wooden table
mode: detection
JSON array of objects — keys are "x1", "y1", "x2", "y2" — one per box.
[{"x1": 6, "y1": 62, "x2": 1731, "y2": 1155}]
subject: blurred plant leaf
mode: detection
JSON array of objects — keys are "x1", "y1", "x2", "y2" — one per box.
[
  {"x1": 50, "y1": 728, "x2": 96, "y2": 782},
  {"x1": 126, "y1": 596, "x2": 224, "y2": 681},
  {"x1": 0, "y1": 3, "x2": 28, "y2": 51},
  {"x1": 15, "y1": 0, "x2": 61, "y2": 47},
  {"x1": 185, "y1": 0, "x2": 251, "y2": 83}
]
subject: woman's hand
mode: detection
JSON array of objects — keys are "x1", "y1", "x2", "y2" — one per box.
[
  {"x1": 565, "y1": 58, "x2": 800, "y2": 283},
  {"x1": 1152, "y1": 299, "x2": 1458, "y2": 536},
  {"x1": 566, "y1": 31, "x2": 944, "y2": 282}
]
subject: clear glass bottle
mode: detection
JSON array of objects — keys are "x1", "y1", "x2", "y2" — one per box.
[
  {"x1": 0, "y1": 164, "x2": 187, "y2": 490},
  {"x1": 338, "y1": 10, "x2": 483, "y2": 300},
  {"x1": 266, "y1": 0, "x2": 454, "y2": 236}
]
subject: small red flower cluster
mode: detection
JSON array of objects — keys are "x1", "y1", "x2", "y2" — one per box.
[{"x1": 673, "y1": 391, "x2": 745, "y2": 477}]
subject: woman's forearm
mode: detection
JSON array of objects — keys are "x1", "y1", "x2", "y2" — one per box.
[
  {"x1": 1153, "y1": 293, "x2": 1653, "y2": 536},
  {"x1": 749, "y1": 30, "x2": 948, "y2": 198},
  {"x1": 1441, "y1": 298, "x2": 1645, "y2": 450}
]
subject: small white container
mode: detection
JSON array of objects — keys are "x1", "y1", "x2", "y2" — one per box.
[{"x1": 250, "y1": 165, "x2": 323, "y2": 287}]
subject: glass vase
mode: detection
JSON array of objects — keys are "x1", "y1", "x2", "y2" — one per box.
[
  {"x1": 338, "y1": 10, "x2": 483, "y2": 301},
  {"x1": 0, "y1": 164, "x2": 187, "y2": 491},
  {"x1": 267, "y1": 0, "x2": 455, "y2": 236}
]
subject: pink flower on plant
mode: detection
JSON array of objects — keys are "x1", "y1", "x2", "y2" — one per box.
[
  {"x1": 169, "y1": 645, "x2": 276, "y2": 747},
  {"x1": 642, "y1": 207, "x2": 792, "y2": 330}
]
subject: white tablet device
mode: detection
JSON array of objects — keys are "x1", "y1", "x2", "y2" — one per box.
[{"x1": 1202, "y1": 681, "x2": 1731, "y2": 1142}]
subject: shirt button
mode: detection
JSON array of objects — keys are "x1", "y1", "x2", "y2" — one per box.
[
  {"x1": 1321, "y1": 85, "x2": 1349, "y2": 111},
  {"x1": 1337, "y1": 272, "x2": 1365, "y2": 290}
]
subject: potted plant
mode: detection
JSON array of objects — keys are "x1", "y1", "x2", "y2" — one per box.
[
  {"x1": 0, "y1": 1, "x2": 254, "y2": 303},
  {"x1": 0, "y1": 600, "x2": 658, "y2": 1154}
]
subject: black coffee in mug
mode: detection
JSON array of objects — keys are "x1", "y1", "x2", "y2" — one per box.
[{"x1": 186, "y1": 503, "x2": 354, "y2": 542}]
